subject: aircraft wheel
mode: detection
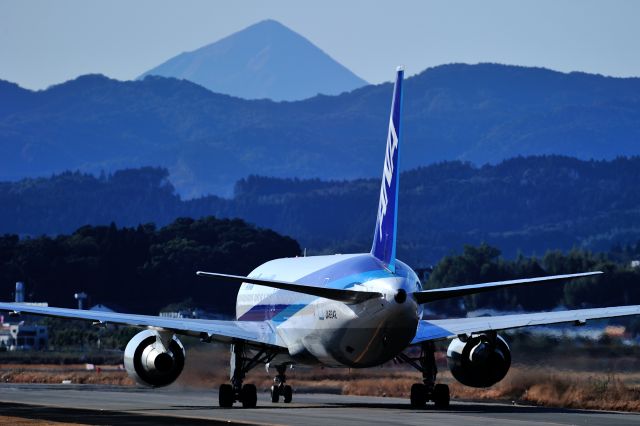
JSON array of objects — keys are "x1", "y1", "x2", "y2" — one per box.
[
  {"x1": 219, "y1": 384, "x2": 234, "y2": 407},
  {"x1": 283, "y1": 385, "x2": 293, "y2": 403},
  {"x1": 241, "y1": 384, "x2": 257, "y2": 408},
  {"x1": 271, "y1": 385, "x2": 280, "y2": 403},
  {"x1": 433, "y1": 383, "x2": 450, "y2": 409},
  {"x1": 410, "y1": 383, "x2": 427, "y2": 408}
]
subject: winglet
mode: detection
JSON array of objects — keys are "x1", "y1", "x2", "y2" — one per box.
[{"x1": 371, "y1": 67, "x2": 404, "y2": 272}]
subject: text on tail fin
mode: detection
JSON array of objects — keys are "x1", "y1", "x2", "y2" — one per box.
[{"x1": 371, "y1": 67, "x2": 404, "y2": 271}]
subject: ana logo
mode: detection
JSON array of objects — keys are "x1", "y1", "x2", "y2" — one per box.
[{"x1": 376, "y1": 118, "x2": 398, "y2": 240}]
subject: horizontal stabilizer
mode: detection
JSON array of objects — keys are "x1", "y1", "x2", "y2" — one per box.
[
  {"x1": 413, "y1": 271, "x2": 602, "y2": 304},
  {"x1": 196, "y1": 271, "x2": 383, "y2": 304}
]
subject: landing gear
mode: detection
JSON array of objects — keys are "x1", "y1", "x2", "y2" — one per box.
[
  {"x1": 218, "y1": 342, "x2": 276, "y2": 408},
  {"x1": 283, "y1": 384, "x2": 293, "y2": 403},
  {"x1": 397, "y1": 341, "x2": 450, "y2": 409},
  {"x1": 240, "y1": 383, "x2": 258, "y2": 408},
  {"x1": 432, "y1": 383, "x2": 450, "y2": 409},
  {"x1": 219, "y1": 383, "x2": 234, "y2": 407},
  {"x1": 270, "y1": 364, "x2": 293, "y2": 403},
  {"x1": 410, "y1": 383, "x2": 427, "y2": 407}
]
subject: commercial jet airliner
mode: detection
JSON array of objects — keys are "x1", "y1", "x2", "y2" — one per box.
[{"x1": 2, "y1": 67, "x2": 639, "y2": 409}]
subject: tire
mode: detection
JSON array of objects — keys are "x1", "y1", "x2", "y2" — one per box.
[
  {"x1": 219, "y1": 384, "x2": 234, "y2": 408},
  {"x1": 433, "y1": 383, "x2": 450, "y2": 409},
  {"x1": 283, "y1": 385, "x2": 293, "y2": 403},
  {"x1": 271, "y1": 385, "x2": 280, "y2": 403},
  {"x1": 241, "y1": 383, "x2": 257, "y2": 408},
  {"x1": 410, "y1": 383, "x2": 427, "y2": 408}
]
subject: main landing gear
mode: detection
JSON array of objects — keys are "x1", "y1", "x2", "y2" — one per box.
[
  {"x1": 219, "y1": 343, "x2": 277, "y2": 408},
  {"x1": 270, "y1": 364, "x2": 293, "y2": 403},
  {"x1": 396, "y1": 341, "x2": 450, "y2": 409}
]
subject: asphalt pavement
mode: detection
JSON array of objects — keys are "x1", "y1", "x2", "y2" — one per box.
[{"x1": 0, "y1": 383, "x2": 638, "y2": 426}]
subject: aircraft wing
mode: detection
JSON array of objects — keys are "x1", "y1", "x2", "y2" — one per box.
[
  {"x1": 412, "y1": 304, "x2": 640, "y2": 344},
  {"x1": 412, "y1": 271, "x2": 602, "y2": 304},
  {"x1": 0, "y1": 302, "x2": 283, "y2": 348}
]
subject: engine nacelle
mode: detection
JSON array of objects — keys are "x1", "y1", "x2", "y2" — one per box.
[
  {"x1": 124, "y1": 330, "x2": 185, "y2": 387},
  {"x1": 446, "y1": 333, "x2": 511, "y2": 388}
]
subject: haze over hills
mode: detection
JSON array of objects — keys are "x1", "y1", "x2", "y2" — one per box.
[
  {"x1": 1, "y1": 63, "x2": 640, "y2": 196},
  {"x1": 137, "y1": 19, "x2": 368, "y2": 101},
  {"x1": 2, "y1": 156, "x2": 640, "y2": 266}
]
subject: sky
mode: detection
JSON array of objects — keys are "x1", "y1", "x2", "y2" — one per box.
[{"x1": 2, "y1": 0, "x2": 640, "y2": 90}]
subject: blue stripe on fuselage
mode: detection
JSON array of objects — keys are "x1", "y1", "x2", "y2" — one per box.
[
  {"x1": 237, "y1": 304, "x2": 307, "y2": 321},
  {"x1": 238, "y1": 254, "x2": 404, "y2": 323}
]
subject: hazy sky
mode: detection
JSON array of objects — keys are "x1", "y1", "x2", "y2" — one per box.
[{"x1": 2, "y1": 0, "x2": 640, "y2": 90}]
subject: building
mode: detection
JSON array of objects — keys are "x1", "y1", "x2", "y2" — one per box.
[
  {"x1": 0, "y1": 323, "x2": 48, "y2": 351},
  {"x1": 89, "y1": 304, "x2": 115, "y2": 313},
  {"x1": 160, "y1": 308, "x2": 207, "y2": 319},
  {"x1": 159, "y1": 308, "x2": 229, "y2": 320},
  {"x1": 0, "y1": 282, "x2": 49, "y2": 350}
]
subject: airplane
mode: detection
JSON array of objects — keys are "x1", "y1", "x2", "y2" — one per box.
[{"x1": 2, "y1": 66, "x2": 640, "y2": 409}]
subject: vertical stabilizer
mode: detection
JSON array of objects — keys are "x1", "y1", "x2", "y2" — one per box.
[{"x1": 371, "y1": 67, "x2": 404, "y2": 272}]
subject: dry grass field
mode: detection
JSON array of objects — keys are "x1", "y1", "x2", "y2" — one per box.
[
  {"x1": 3, "y1": 341, "x2": 640, "y2": 412},
  {"x1": 0, "y1": 415, "x2": 84, "y2": 425}
]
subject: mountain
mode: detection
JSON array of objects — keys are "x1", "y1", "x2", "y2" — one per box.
[
  {"x1": 137, "y1": 19, "x2": 368, "y2": 101},
  {"x1": 1, "y1": 63, "x2": 640, "y2": 196},
  {"x1": 2, "y1": 157, "x2": 640, "y2": 266}
]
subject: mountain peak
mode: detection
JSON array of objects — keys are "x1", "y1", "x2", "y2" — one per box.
[
  {"x1": 246, "y1": 19, "x2": 289, "y2": 30},
  {"x1": 137, "y1": 20, "x2": 367, "y2": 101}
]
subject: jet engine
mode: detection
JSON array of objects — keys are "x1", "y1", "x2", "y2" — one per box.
[
  {"x1": 124, "y1": 330, "x2": 185, "y2": 387},
  {"x1": 446, "y1": 333, "x2": 511, "y2": 388}
]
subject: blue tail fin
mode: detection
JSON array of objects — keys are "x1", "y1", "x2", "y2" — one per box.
[{"x1": 371, "y1": 67, "x2": 404, "y2": 272}]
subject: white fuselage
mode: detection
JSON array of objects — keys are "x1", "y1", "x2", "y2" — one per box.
[{"x1": 236, "y1": 253, "x2": 422, "y2": 367}]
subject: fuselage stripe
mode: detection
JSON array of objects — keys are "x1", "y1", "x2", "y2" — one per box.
[{"x1": 237, "y1": 266, "x2": 397, "y2": 322}]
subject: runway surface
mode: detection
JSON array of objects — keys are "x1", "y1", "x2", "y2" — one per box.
[{"x1": 0, "y1": 383, "x2": 639, "y2": 425}]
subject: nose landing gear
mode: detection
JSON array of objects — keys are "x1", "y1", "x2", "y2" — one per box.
[
  {"x1": 270, "y1": 364, "x2": 293, "y2": 403},
  {"x1": 397, "y1": 341, "x2": 450, "y2": 409}
]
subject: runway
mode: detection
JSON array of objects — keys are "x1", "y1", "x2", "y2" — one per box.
[{"x1": 0, "y1": 383, "x2": 638, "y2": 425}]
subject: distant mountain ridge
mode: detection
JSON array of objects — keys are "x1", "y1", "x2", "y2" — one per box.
[
  {"x1": 2, "y1": 156, "x2": 640, "y2": 266},
  {"x1": 138, "y1": 19, "x2": 368, "y2": 101},
  {"x1": 1, "y1": 63, "x2": 640, "y2": 196}
]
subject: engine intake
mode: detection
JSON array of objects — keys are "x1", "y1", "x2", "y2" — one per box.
[
  {"x1": 124, "y1": 330, "x2": 185, "y2": 387},
  {"x1": 446, "y1": 333, "x2": 511, "y2": 388}
]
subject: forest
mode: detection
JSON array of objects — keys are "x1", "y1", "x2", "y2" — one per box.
[
  {"x1": 0, "y1": 216, "x2": 300, "y2": 315},
  {"x1": 425, "y1": 243, "x2": 640, "y2": 316},
  {"x1": 1, "y1": 221, "x2": 639, "y2": 319},
  {"x1": 2, "y1": 156, "x2": 640, "y2": 265}
]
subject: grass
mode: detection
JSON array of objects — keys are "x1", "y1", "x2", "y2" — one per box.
[
  {"x1": 450, "y1": 367, "x2": 640, "y2": 411},
  {"x1": 0, "y1": 415, "x2": 84, "y2": 425},
  {"x1": 3, "y1": 343, "x2": 640, "y2": 412}
]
